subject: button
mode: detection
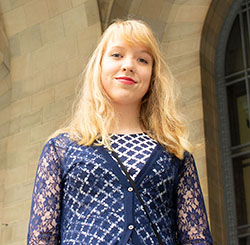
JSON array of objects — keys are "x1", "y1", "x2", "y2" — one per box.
[
  {"x1": 128, "y1": 187, "x2": 133, "y2": 192},
  {"x1": 128, "y1": 225, "x2": 134, "y2": 230}
]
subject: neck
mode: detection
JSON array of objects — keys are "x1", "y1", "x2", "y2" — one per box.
[{"x1": 111, "y1": 104, "x2": 143, "y2": 134}]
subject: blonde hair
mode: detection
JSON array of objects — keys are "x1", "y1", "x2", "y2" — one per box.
[{"x1": 51, "y1": 19, "x2": 191, "y2": 159}]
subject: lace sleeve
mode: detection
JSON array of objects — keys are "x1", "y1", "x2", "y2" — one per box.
[
  {"x1": 176, "y1": 153, "x2": 213, "y2": 244},
  {"x1": 27, "y1": 139, "x2": 62, "y2": 244}
]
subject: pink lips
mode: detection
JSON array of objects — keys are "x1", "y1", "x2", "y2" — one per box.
[{"x1": 115, "y1": 76, "x2": 136, "y2": 85}]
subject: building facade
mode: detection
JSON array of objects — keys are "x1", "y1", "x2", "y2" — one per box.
[{"x1": 0, "y1": 0, "x2": 249, "y2": 244}]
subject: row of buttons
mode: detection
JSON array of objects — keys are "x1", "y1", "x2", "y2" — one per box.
[{"x1": 127, "y1": 187, "x2": 134, "y2": 230}]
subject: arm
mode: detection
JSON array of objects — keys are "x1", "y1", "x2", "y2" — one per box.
[
  {"x1": 176, "y1": 153, "x2": 213, "y2": 244},
  {"x1": 27, "y1": 139, "x2": 62, "y2": 244}
]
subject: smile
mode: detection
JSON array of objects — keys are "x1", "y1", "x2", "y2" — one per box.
[{"x1": 115, "y1": 77, "x2": 136, "y2": 85}]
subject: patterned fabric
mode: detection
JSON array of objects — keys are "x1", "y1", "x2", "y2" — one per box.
[
  {"x1": 109, "y1": 133, "x2": 157, "y2": 179},
  {"x1": 27, "y1": 133, "x2": 213, "y2": 244}
]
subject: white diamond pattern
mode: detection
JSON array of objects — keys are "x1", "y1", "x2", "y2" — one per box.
[{"x1": 110, "y1": 133, "x2": 157, "y2": 180}]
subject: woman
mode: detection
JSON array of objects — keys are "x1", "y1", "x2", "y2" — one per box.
[{"x1": 27, "y1": 19, "x2": 213, "y2": 244}]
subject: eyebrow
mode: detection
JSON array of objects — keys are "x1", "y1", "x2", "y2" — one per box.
[{"x1": 108, "y1": 45, "x2": 152, "y2": 56}]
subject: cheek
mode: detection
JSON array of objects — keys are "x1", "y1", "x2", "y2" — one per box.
[
  {"x1": 100, "y1": 73, "x2": 108, "y2": 94},
  {"x1": 101, "y1": 61, "x2": 114, "y2": 82},
  {"x1": 100, "y1": 68, "x2": 111, "y2": 96},
  {"x1": 141, "y1": 74, "x2": 152, "y2": 95},
  {"x1": 144, "y1": 67, "x2": 153, "y2": 85}
]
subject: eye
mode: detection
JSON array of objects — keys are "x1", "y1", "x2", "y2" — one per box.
[
  {"x1": 111, "y1": 53, "x2": 122, "y2": 58},
  {"x1": 138, "y1": 58, "x2": 148, "y2": 64}
]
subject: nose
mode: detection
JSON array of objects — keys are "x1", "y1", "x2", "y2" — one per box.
[{"x1": 121, "y1": 57, "x2": 134, "y2": 73}]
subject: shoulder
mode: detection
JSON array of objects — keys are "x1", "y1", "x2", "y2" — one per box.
[
  {"x1": 178, "y1": 151, "x2": 195, "y2": 167},
  {"x1": 167, "y1": 150, "x2": 194, "y2": 170},
  {"x1": 160, "y1": 146, "x2": 192, "y2": 163},
  {"x1": 48, "y1": 132, "x2": 74, "y2": 149},
  {"x1": 177, "y1": 151, "x2": 198, "y2": 176},
  {"x1": 183, "y1": 151, "x2": 193, "y2": 161},
  {"x1": 41, "y1": 133, "x2": 76, "y2": 162}
]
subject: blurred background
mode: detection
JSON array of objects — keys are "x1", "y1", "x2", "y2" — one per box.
[{"x1": 0, "y1": 0, "x2": 249, "y2": 244}]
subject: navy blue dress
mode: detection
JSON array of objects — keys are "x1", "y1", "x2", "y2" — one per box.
[{"x1": 27, "y1": 133, "x2": 213, "y2": 244}]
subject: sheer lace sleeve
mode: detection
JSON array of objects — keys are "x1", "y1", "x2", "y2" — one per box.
[
  {"x1": 177, "y1": 153, "x2": 213, "y2": 244},
  {"x1": 27, "y1": 139, "x2": 62, "y2": 244}
]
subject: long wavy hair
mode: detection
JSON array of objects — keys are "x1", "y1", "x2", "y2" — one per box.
[{"x1": 51, "y1": 19, "x2": 192, "y2": 159}]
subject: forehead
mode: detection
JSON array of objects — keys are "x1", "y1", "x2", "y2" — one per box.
[
  {"x1": 106, "y1": 38, "x2": 147, "y2": 52},
  {"x1": 104, "y1": 32, "x2": 152, "y2": 53}
]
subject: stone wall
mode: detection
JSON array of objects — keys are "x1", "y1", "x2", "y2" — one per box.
[
  {"x1": 0, "y1": 11, "x2": 10, "y2": 243},
  {"x1": 0, "y1": 0, "x2": 101, "y2": 243}
]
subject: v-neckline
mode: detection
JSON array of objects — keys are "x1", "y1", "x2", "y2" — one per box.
[{"x1": 95, "y1": 143, "x2": 164, "y2": 186}]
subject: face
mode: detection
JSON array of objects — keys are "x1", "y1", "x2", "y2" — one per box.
[{"x1": 101, "y1": 36, "x2": 153, "y2": 109}]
